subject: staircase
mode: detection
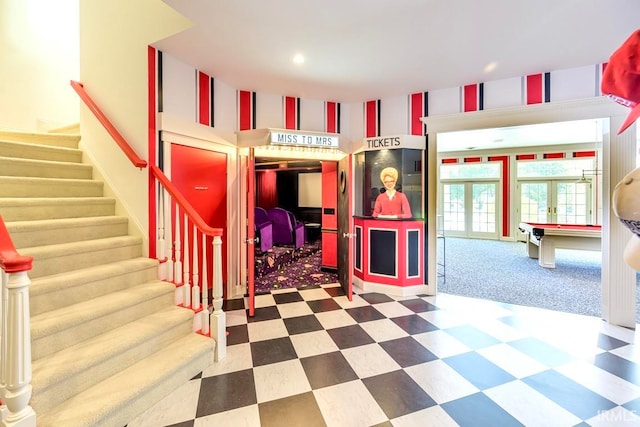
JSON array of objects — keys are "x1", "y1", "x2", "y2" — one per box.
[{"x1": 0, "y1": 128, "x2": 215, "y2": 426}]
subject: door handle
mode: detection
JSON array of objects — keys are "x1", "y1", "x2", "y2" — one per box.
[
  {"x1": 244, "y1": 237, "x2": 259, "y2": 244},
  {"x1": 343, "y1": 233, "x2": 356, "y2": 239}
]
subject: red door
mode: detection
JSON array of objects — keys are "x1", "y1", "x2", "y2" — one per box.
[{"x1": 170, "y1": 144, "x2": 227, "y2": 293}]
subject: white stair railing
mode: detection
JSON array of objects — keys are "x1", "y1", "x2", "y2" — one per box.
[
  {"x1": 151, "y1": 165, "x2": 226, "y2": 360},
  {"x1": 0, "y1": 217, "x2": 36, "y2": 427}
]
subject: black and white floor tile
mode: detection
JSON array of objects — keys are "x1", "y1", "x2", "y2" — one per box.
[{"x1": 128, "y1": 284, "x2": 640, "y2": 427}]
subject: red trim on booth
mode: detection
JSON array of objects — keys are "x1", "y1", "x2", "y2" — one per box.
[
  {"x1": 516, "y1": 154, "x2": 536, "y2": 160},
  {"x1": 488, "y1": 155, "x2": 509, "y2": 237},
  {"x1": 573, "y1": 150, "x2": 596, "y2": 158},
  {"x1": 543, "y1": 152, "x2": 565, "y2": 159},
  {"x1": 441, "y1": 158, "x2": 458, "y2": 164},
  {"x1": 464, "y1": 157, "x2": 481, "y2": 163}
]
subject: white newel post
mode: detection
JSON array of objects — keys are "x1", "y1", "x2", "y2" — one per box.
[
  {"x1": 1, "y1": 271, "x2": 35, "y2": 427},
  {"x1": 210, "y1": 235, "x2": 226, "y2": 361}
]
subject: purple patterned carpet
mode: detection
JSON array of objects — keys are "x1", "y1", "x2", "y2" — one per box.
[{"x1": 254, "y1": 242, "x2": 338, "y2": 294}]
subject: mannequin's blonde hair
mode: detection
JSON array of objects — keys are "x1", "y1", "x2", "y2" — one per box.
[{"x1": 380, "y1": 167, "x2": 398, "y2": 183}]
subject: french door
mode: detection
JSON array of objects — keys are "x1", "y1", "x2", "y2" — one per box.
[
  {"x1": 518, "y1": 179, "x2": 592, "y2": 225},
  {"x1": 441, "y1": 181, "x2": 499, "y2": 239}
]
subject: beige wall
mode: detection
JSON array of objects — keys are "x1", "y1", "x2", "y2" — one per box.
[
  {"x1": 79, "y1": 0, "x2": 191, "y2": 246},
  {"x1": 0, "y1": 0, "x2": 80, "y2": 131}
]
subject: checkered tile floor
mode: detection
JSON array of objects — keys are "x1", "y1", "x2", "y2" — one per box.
[{"x1": 128, "y1": 284, "x2": 640, "y2": 427}]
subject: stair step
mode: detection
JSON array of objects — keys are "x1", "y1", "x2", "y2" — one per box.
[
  {"x1": 0, "y1": 155, "x2": 92, "y2": 179},
  {"x1": 0, "y1": 176, "x2": 103, "y2": 197},
  {"x1": 0, "y1": 129, "x2": 80, "y2": 148},
  {"x1": 0, "y1": 197, "x2": 116, "y2": 221},
  {"x1": 31, "y1": 306, "x2": 195, "y2": 414},
  {"x1": 7, "y1": 216, "x2": 129, "y2": 249},
  {"x1": 36, "y1": 333, "x2": 214, "y2": 427},
  {"x1": 21, "y1": 235, "x2": 143, "y2": 278},
  {"x1": 30, "y1": 257, "x2": 159, "y2": 316},
  {"x1": 0, "y1": 139, "x2": 82, "y2": 162},
  {"x1": 31, "y1": 280, "x2": 176, "y2": 359}
]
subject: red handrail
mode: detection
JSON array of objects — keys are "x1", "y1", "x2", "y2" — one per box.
[
  {"x1": 150, "y1": 165, "x2": 223, "y2": 237},
  {"x1": 0, "y1": 217, "x2": 33, "y2": 273},
  {"x1": 70, "y1": 80, "x2": 148, "y2": 169}
]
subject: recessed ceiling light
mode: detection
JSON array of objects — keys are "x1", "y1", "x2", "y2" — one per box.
[
  {"x1": 293, "y1": 53, "x2": 305, "y2": 64},
  {"x1": 484, "y1": 61, "x2": 497, "y2": 73}
]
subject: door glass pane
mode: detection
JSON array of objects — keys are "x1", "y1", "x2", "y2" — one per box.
[
  {"x1": 472, "y1": 183, "x2": 496, "y2": 233},
  {"x1": 520, "y1": 183, "x2": 548, "y2": 223},
  {"x1": 443, "y1": 184, "x2": 465, "y2": 231},
  {"x1": 556, "y1": 182, "x2": 588, "y2": 224}
]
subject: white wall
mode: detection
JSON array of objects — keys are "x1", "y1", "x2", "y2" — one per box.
[{"x1": 0, "y1": 0, "x2": 80, "y2": 131}]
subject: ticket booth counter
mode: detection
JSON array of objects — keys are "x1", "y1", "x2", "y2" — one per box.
[{"x1": 352, "y1": 135, "x2": 428, "y2": 296}]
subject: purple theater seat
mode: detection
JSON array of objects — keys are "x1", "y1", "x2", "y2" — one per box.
[
  {"x1": 267, "y1": 207, "x2": 305, "y2": 249},
  {"x1": 254, "y1": 207, "x2": 273, "y2": 253}
]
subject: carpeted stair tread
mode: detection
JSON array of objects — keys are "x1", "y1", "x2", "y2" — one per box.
[
  {"x1": 36, "y1": 333, "x2": 215, "y2": 427},
  {"x1": 31, "y1": 280, "x2": 174, "y2": 348},
  {"x1": 7, "y1": 215, "x2": 129, "y2": 248},
  {"x1": 0, "y1": 176, "x2": 103, "y2": 197},
  {"x1": 29, "y1": 257, "x2": 159, "y2": 315},
  {"x1": 0, "y1": 155, "x2": 91, "y2": 179},
  {"x1": 31, "y1": 306, "x2": 195, "y2": 414},
  {"x1": 21, "y1": 235, "x2": 143, "y2": 278},
  {"x1": 0, "y1": 139, "x2": 82, "y2": 163},
  {"x1": 0, "y1": 196, "x2": 116, "y2": 221},
  {"x1": 0, "y1": 129, "x2": 80, "y2": 148}
]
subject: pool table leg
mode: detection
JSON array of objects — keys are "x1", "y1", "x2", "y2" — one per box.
[{"x1": 538, "y1": 237, "x2": 556, "y2": 268}]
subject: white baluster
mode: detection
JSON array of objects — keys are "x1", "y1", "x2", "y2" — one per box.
[
  {"x1": 164, "y1": 188, "x2": 174, "y2": 283},
  {"x1": 201, "y1": 233, "x2": 210, "y2": 335},
  {"x1": 174, "y1": 206, "x2": 182, "y2": 286},
  {"x1": 210, "y1": 235, "x2": 226, "y2": 361},
  {"x1": 183, "y1": 214, "x2": 191, "y2": 308},
  {"x1": 157, "y1": 188, "x2": 166, "y2": 281},
  {"x1": 191, "y1": 225, "x2": 200, "y2": 311}
]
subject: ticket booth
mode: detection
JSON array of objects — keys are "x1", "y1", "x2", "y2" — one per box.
[{"x1": 352, "y1": 135, "x2": 427, "y2": 296}]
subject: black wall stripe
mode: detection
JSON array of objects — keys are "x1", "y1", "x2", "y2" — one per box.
[
  {"x1": 377, "y1": 99, "x2": 381, "y2": 137},
  {"x1": 210, "y1": 77, "x2": 215, "y2": 127},
  {"x1": 296, "y1": 97, "x2": 300, "y2": 130},
  {"x1": 158, "y1": 51, "x2": 163, "y2": 113},
  {"x1": 544, "y1": 72, "x2": 551, "y2": 103},
  {"x1": 252, "y1": 91, "x2": 256, "y2": 130},
  {"x1": 337, "y1": 103, "x2": 341, "y2": 134},
  {"x1": 478, "y1": 83, "x2": 484, "y2": 111}
]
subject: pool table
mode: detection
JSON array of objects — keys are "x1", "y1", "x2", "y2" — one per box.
[{"x1": 518, "y1": 222, "x2": 602, "y2": 268}]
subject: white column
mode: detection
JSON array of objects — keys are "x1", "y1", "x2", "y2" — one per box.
[
  {"x1": 1, "y1": 271, "x2": 35, "y2": 427},
  {"x1": 602, "y1": 119, "x2": 637, "y2": 328},
  {"x1": 210, "y1": 235, "x2": 226, "y2": 362}
]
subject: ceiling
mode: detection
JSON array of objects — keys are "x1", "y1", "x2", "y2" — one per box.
[{"x1": 156, "y1": 0, "x2": 640, "y2": 104}]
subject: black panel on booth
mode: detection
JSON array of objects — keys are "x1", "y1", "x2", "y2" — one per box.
[
  {"x1": 355, "y1": 227, "x2": 362, "y2": 270},
  {"x1": 408, "y1": 230, "x2": 419, "y2": 276},
  {"x1": 369, "y1": 229, "x2": 396, "y2": 276}
]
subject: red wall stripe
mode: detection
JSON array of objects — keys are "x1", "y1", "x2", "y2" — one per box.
[
  {"x1": 365, "y1": 100, "x2": 379, "y2": 138},
  {"x1": 573, "y1": 150, "x2": 596, "y2": 158},
  {"x1": 488, "y1": 155, "x2": 509, "y2": 237},
  {"x1": 527, "y1": 74, "x2": 543, "y2": 104},
  {"x1": 442, "y1": 158, "x2": 458, "y2": 164},
  {"x1": 410, "y1": 92, "x2": 426, "y2": 135},
  {"x1": 238, "y1": 90, "x2": 254, "y2": 131},
  {"x1": 516, "y1": 154, "x2": 536, "y2": 160},
  {"x1": 147, "y1": 46, "x2": 157, "y2": 257},
  {"x1": 543, "y1": 152, "x2": 565, "y2": 159},
  {"x1": 463, "y1": 84, "x2": 478, "y2": 112},
  {"x1": 464, "y1": 157, "x2": 481, "y2": 163},
  {"x1": 284, "y1": 96, "x2": 298, "y2": 130},
  {"x1": 326, "y1": 101, "x2": 337, "y2": 133},
  {"x1": 198, "y1": 71, "x2": 210, "y2": 126}
]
